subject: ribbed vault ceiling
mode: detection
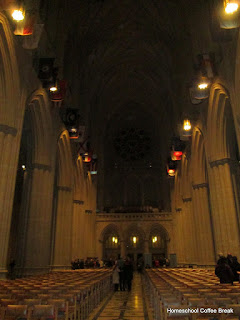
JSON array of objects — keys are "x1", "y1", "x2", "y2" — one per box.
[{"x1": 60, "y1": 0, "x2": 192, "y2": 209}]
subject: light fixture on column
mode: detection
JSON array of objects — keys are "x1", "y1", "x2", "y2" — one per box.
[
  {"x1": 191, "y1": 75, "x2": 211, "y2": 100},
  {"x1": 112, "y1": 237, "x2": 116, "y2": 243},
  {"x1": 183, "y1": 119, "x2": 192, "y2": 131},
  {"x1": 167, "y1": 157, "x2": 177, "y2": 177},
  {"x1": 49, "y1": 81, "x2": 58, "y2": 92},
  {"x1": 219, "y1": 0, "x2": 240, "y2": 28},
  {"x1": 22, "y1": 164, "x2": 26, "y2": 171},
  {"x1": 133, "y1": 236, "x2": 137, "y2": 244},
  {"x1": 51, "y1": 80, "x2": 67, "y2": 102},
  {"x1": 190, "y1": 53, "x2": 215, "y2": 102},
  {"x1": 171, "y1": 138, "x2": 185, "y2": 161},
  {"x1": 82, "y1": 152, "x2": 92, "y2": 163},
  {"x1": 12, "y1": 8, "x2": 25, "y2": 21},
  {"x1": 225, "y1": 0, "x2": 239, "y2": 13}
]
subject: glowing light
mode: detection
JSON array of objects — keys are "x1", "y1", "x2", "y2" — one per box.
[
  {"x1": 112, "y1": 237, "x2": 115, "y2": 243},
  {"x1": 183, "y1": 120, "x2": 192, "y2": 131},
  {"x1": 225, "y1": 2, "x2": 239, "y2": 14},
  {"x1": 22, "y1": 165, "x2": 26, "y2": 170},
  {"x1": 198, "y1": 83, "x2": 209, "y2": 90},
  {"x1": 83, "y1": 153, "x2": 91, "y2": 163},
  {"x1": 115, "y1": 238, "x2": 118, "y2": 244},
  {"x1": 133, "y1": 236, "x2": 137, "y2": 244},
  {"x1": 50, "y1": 86, "x2": 58, "y2": 92},
  {"x1": 12, "y1": 9, "x2": 25, "y2": 21},
  {"x1": 173, "y1": 151, "x2": 183, "y2": 157},
  {"x1": 168, "y1": 169, "x2": 175, "y2": 175},
  {"x1": 152, "y1": 236, "x2": 158, "y2": 243}
]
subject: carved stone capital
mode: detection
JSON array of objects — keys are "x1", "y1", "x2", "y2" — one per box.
[
  {"x1": 73, "y1": 200, "x2": 84, "y2": 205},
  {"x1": 209, "y1": 158, "x2": 237, "y2": 168},
  {"x1": 0, "y1": 124, "x2": 17, "y2": 136},
  {"x1": 192, "y1": 183, "x2": 208, "y2": 190}
]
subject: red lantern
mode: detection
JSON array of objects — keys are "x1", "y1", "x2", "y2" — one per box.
[
  {"x1": 82, "y1": 153, "x2": 91, "y2": 163},
  {"x1": 14, "y1": 13, "x2": 36, "y2": 35},
  {"x1": 51, "y1": 80, "x2": 67, "y2": 102}
]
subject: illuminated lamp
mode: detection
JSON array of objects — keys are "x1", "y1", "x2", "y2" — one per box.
[
  {"x1": 171, "y1": 138, "x2": 185, "y2": 161},
  {"x1": 133, "y1": 236, "x2": 137, "y2": 244},
  {"x1": 219, "y1": 0, "x2": 240, "y2": 28},
  {"x1": 22, "y1": 165, "x2": 26, "y2": 171},
  {"x1": 167, "y1": 157, "x2": 177, "y2": 176},
  {"x1": 192, "y1": 76, "x2": 211, "y2": 100},
  {"x1": 68, "y1": 127, "x2": 79, "y2": 139},
  {"x1": 14, "y1": 12, "x2": 36, "y2": 35},
  {"x1": 152, "y1": 236, "x2": 157, "y2": 243},
  {"x1": 82, "y1": 153, "x2": 91, "y2": 163},
  {"x1": 112, "y1": 237, "x2": 115, "y2": 243},
  {"x1": 51, "y1": 80, "x2": 67, "y2": 102},
  {"x1": 183, "y1": 120, "x2": 191, "y2": 131},
  {"x1": 12, "y1": 8, "x2": 25, "y2": 21},
  {"x1": 115, "y1": 238, "x2": 118, "y2": 244}
]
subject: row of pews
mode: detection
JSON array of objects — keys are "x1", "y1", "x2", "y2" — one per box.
[
  {"x1": 144, "y1": 268, "x2": 240, "y2": 320},
  {"x1": 0, "y1": 269, "x2": 112, "y2": 320}
]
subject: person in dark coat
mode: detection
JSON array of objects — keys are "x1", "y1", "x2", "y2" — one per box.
[
  {"x1": 117, "y1": 255, "x2": 125, "y2": 291},
  {"x1": 230, "y1": 256, "x2": 240, "y2": 281},
  {"x1": 215, "y1": 257, "x2": 234, "y2": 284},
  {"x1": 123, "y1": 256, "x2": 134, "y2": 291}
]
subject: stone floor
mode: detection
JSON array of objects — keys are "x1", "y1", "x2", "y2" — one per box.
[{"x1": 88, "y1": 273, "x2": 153, "y2": 320}]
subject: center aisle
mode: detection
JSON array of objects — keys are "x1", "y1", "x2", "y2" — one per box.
[{"x1": 89, "y1": 273, "x2": 153, "y2": 320}]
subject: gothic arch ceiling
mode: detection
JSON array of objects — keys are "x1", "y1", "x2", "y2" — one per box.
[
  {"x1": 61, "y1": 0, "x2": 192, "y2": 180},
  {"x1": 63, "y1": 0, "x2": 189, "y2": 126}
]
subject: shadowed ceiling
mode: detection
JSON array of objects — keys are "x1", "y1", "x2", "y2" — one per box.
[{"x1": 55, "y1": 0, "x2": 194, "y2": 210}]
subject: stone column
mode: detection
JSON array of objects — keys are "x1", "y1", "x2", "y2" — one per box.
[
  {"x1": 0, "y1": 127, "x2": 21, "y2": 278},
  {"x1": 192, "y1": 183, "x2": 215, "y2": 266},
  {"x1": 72, "y1": 200, "x2": 84, "y2": 259},
  {"x1": 208, "y1": 159, "x2": 240, "y2": 258},
  {"x1": 144, "y1": 239, "x2": 149, "y2": 254},
  {"x1": 22, "y1": 164, "x2": 54, "y2": 275},
  {"x1": 181, "y1": 198, "x2": 196, "y2": 265},
  {"x1": 52, "y1": 186, "x2": 73, "y2": 270}
]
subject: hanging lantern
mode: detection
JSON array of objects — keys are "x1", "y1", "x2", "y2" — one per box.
[
  {"x1": 192, "y1": 76, "x2": 211, "y2": 100},
  {"x1": 167, "y1": 157, "x2": 177, "y2": 177},
  {"x1": 82, "y1": 152, "x2": 91, "y2": 163},
  {"x1": 51, "y1": 80, "x2": 67, "y2": 102},
  {"x1": 12, "y1": 8, "x2": 25, "y2": 21},
  {"x1": 171, "y1": 138, "x2": 185, "y2": 161},
  {"x1": 68, "y1": 127, "x2": 79, "y2": 139},
  {"x1": 183, "y1": 119, "x2": 192, "y2": 131},
  {"x1": 14, "y1": 12, "x2": 35, "y2": 36},
  {"x1": 219, "y1": 0, "x2": 240, "y2": 28}
]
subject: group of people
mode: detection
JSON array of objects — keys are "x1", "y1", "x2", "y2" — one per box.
[
  {"x1": 112, "y1": 255, "x2": 134, "y2": 291},
  {"x1": 215, "y1": 253, "x2": 240, "y2": 284},
  {"x1": 152, "y1": 256, "x2": 169, "y2": 268},
  {"x1": 71, "y1": 258, "x2": 104, "y2": 269}
]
